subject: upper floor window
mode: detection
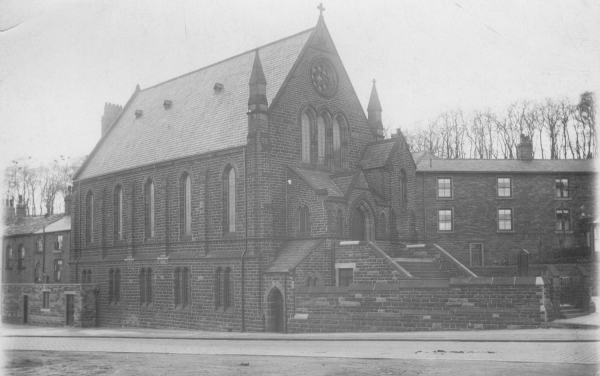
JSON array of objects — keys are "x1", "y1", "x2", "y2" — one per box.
[
  {"x1": 180, "y1": 173, "x2": 192, "y2": 236},
  {"x1": 18, "y1": 245, "x2": 25, "y2": 269},
  {"x1": 82, "y1": 269, "x2": 92, "y2": 284},
  {"x1": 338, "y1": 268, "x2": 353, "y2": 287},
  {"x1": 497, "y1": 177, "x2": 512, "y2": 197},
  {"x1": 556, "y1": 209, "x2": 571, "y2": 231},
  {"x1": 6, "y1": 246, "x2": 12, "y2": 269},
  {"x1": 86, "y1": 191, "x2": 94, "y2": 244},
  {"x1": 298, "y1": 205, "x2": 310, "y2": 236},
  {"x1": 333, "y1": 115, "x2": 349, "y2": 169},
  {"x1": 400, "y1": 169, "x2": 408, "y2": 205},
  {"x1": 438, "y1": 209, "x2": 453, "y2": 232},
  {"x1": 222, "y1": 166, "x2": 236, "y2": 233},
  {"x1": 498, "y1": 208, "x2": 513, "y2": 231},
  {"x1": 54, "y1": 259, "x2": 62, "y2": 282},
  {"x1": 555, "y1": 178, "x2": 570, "y2": 198},
  {"x1": 55, "y1": 234, "x2": 64, "y2": 251},
  {"x1": 36, "y1": 236, "x2": 43, "y2": 253},
  {"x1": 144, "y1": 179, "x2": 155, "y2": 239},
  {"x1": 317, "y1": 116, "x2": 326, "y2": 165},
  {"x1": 114, "y1": 185, "x2": 123, "y2": 241},
  {"x1": 437, "y1": 178, "x2": 452, "y2": 198},
  {"x1": 301, "y1": 112, "x2": 312, "y2": 164},
  {"x1": 34, "y1": 262, "x2": 41, "y2": 283},
  {"x1": 336, "y1": 208, "x2": 343, "y2": 236}
]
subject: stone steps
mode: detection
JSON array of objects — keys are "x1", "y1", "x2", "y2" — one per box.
[{"x1": 560, "y1": 304, "x2": 588, "y2": 319}]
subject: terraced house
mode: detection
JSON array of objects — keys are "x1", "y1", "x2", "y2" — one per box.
[{"x1": 60, "y1": 12, "x2": 595, "y2": 332}]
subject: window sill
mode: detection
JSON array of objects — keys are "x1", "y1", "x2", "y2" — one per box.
[
  {"x1": 140, "y1": 302, "x2": 154, "y2": 308},
  {"x1": 497, "y1": 230, "x2": 515, "y2": 233},
  {"x1": 40, "y1": 308, "x2": 51, "y2": 313},
  {"x1": 223, "y1": 232, "x2": 236, "y2": 239},
  {"x1": 554, "y1": 198, "x2": 572, "y2": 201},
  {"x1": 216, "y1": 307, "x2": 234, "y2": 314},
  {"x1": 437, "y1": 231, "x2": 455, "y2": 234},
  {"x1": 496, "y1": 197, "x2": 513, "y2": 200},
  {"x1": 180, "y1": 235, "x2": 193, "y2": 241},
  {"x1": 436, "y1": 197, "x2": 454, "y2": 201},
  {"x1": 53, "y1": 250, "x2": 63, "y2": 253},
  {"x1": 109, "y1": 301, "x2": 121, "y2": 307},
  {"x1": 174, "y1": 304, "x2": 191, "y2": 312},
  {"x1": 555, "y1": 231, "x2": 573, "y2": 234},
  {"x1": 113, "y1": 240, "x2": 125, "y2": 245}
]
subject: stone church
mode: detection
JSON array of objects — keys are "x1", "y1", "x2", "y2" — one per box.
[{"x1": 68, "y1": 12, "x2": 595, "y2": 332}]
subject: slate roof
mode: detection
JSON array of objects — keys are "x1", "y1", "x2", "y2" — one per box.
[
  {"x1": 291, "y1": 167, "x2": 343, "y2": 197},
  {"x1": 359, "y1": 139, "x2": 395, "y2": 169},
  {"x1": 3, "y1": 214, "x2": 66, "y2": 237},
  {"x1": 331, "y1": 174, "x2": 354, "y2": 196},
  {"x1": 77, "y1": 28, "x2": 314, "y2": 180},
  {"x1": 415, "y1": 158, "x2": 597, "y2": 173},
  {"x1": 411, "y1": 151, "x2": 438, "y2": 164},
  {"x1": 266, "y1": 238, "x2": 325, "y2": 273},
  {"x1": 33, "y1": 216, "x2": 70, "y2": 234}
]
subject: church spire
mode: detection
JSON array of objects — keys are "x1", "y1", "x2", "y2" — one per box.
[
  {"x1": 248, "y1": 50, "x2": 268, "y2": 113},
  {"x1": 367, "y1": 79, "x2": 384, "y2": 141}
]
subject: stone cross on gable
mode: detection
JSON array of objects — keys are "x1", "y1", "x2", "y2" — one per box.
[{"x1": 317, "y1": 3, "x2": 325, "y2": 17}]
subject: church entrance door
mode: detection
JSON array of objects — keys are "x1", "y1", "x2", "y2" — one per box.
[
  {"x1": 268, "y1": 288, "x2": 285, "y2": 333},
  {"x1": 351, "y1": 209, "x2": 365, "y2": 240}
]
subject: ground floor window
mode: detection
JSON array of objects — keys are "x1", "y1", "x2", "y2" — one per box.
[
  {"x1": 338, "y1": 268, "x2": 354, "y2": 287},
  {"x1": 140, "y1": 268, "x2": 152, "y2": 305},
  {"x1": 215, "y1": 267, "x2": 233, "y2": 312},
  {"x1": 108, "y1": 269, "x2": 121, "y2": 304},
  {"x1": 54, "y1": 259, "x2": 62, "y2": 282},
  {"x1": 174, "y1": 267, "x2": 190, "y2": 308},
  {"x1": 42, "y1": 291, "x2": 49, "y2": 309},
  {"x1": 470, "y1": 243, "x2": 484, "y2": 266}
]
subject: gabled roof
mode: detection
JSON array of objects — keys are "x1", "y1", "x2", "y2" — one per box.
[
  {"x1": 33, "y1": 216, "x2": 71, "y2": 234},
  {"x1": 76, "y1": 28, "x2": 314, "y2": 181},
  {"x1": 359, "y1": 139, "x2": 396, "y2": 170},
  {"x1": 3, "y1": 214, "x2": 66, "y2": 237},
  {"x1": 266, "y1": 238, "x2": 325, "y2": 273},
  {"x1": 415, "y1": 158, "x2": 597, "y2": 173},
  {"x1": 290, "y1": 166, "x2": 344, "y2": 197}
]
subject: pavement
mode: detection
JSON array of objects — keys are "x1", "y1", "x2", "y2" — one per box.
[{"x1": 549, "y1": 311, "x2": 600, "y2": 329}]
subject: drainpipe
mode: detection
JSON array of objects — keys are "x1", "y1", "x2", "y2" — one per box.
[{"x1": 284, "y1": 271, "x2": 288, "y2": 333}]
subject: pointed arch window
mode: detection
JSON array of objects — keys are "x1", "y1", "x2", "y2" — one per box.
[
  {"x1": 317, "y1": 116, "x2": 326, "y2": 165},
  {"x1": 114, "y1": 185, "x2": 123, "y2": 241},
  {"x1": 222, "y1": 166, "x2": 236, "y2": 233},
  {"x1": 86, "y1": 191, "x2": 94, "y2": 244},
  {"x1": 298, "y1": 205, "x2": 310, "y2": 236},
  {"x1": 6, "y1": 246, "x2": 13, "y2": 269},
  {"x1": 399, "y1": 169, "x2": 408, "y2": 206},
  {"x1": 214, "y1": 267, "x2": 222, "y2": 309},
  {"x1": 108, "y1": 268, "x2": 120, "y2": 304},
  {"x1": 223, "y1": 267, "x2": 232, "y2": 310},
  {"x1": 180, "y1": 173, "x2": 192, "y2": 236},
  {"x1": 174, "y1": 267, "x2": 190, "y2": 307},
  {"x1": 351, "y1": 203, "x2": 372, "y2": 241},
  {"x1": 301, "y1": 112, "x2": 312, "y2": 163},
  {"x1": 82, "y1": 269, "x2": 87, "y2": 284},
  {"x1": 18, "y1": 245, "x2": 25, "y2": 269},
  {"x1": 337, "y1": 208, "x2": 343, "y2": 236},
  {"x1": 144, "y1": 179, "x2": 155, "y2": 239},
  {"x1": 380, "y1": 212, "x2": 388, "y2": 237},
  {"x1": 140, "y1": 268, "x2": 152, "y2": 305},
  {"x1": 34, "y1": 262, "x2": 41, "y2": 283},
  {"x1": 35, "y1": 236, "x2": 43, "y2": 253},
  {"x1": 338, "y1": 116, "x2": 349, "y2": 169},
  {"x1": 333, "y1": 117, "x2": 341, "y2": 167}
]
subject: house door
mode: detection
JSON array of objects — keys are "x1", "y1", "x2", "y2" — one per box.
[
  {"x1": 66, "y1": 295, "x2": 74, "y2": 326},
  {"x1": 269, "y1": 288, "x2": 285, "y2": 333},
  {"x1": 23, "y1": 296, "x2": 28, "y2": 324},
  {"x1": 351, "y1": 209, "x2": 365, "y2": 240}
]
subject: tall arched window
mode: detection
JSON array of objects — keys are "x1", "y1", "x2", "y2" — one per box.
[
  {"x1": 215, "y1": 267, "x2": 222, "y2": 309},
  {"x1": 223, "y1": 267, "x2": 232, "y2": 310},
  {"x1": 301, "y1": 112, "x2": 311, "y2": 163},
  {"x1": 351, "y1": 202, "x2": 373, "y2": 241},
  {"x1": 144, "y1": 179, "x2": 155, "y2": 239},
  {"x1": 108, "y1": 269, "x2": 114, "y2": 302},
  {"x1": 325, "y1": 116, "x2": 333, "y2": 167},
  {"x1": 6, "y1": 246, "x2": 12, "y2": 269},
  {"x1": 298, "y1": 205, "x2": 310, "y2": 236},
  {"x1": 114, "y1": 185, "x2": 123, "y2": 241},
  {"x1": 139, "y1": 268, "x2": 146, "y2": 304},
  {"x1": 339, "y1": 116, "x2": 349, "y2": 169},
  {"x1": 399, "y1": 169, "x2": 408, "y2": 206},
  {"x1": 82, "y1": 269, "x2": 87, "y2": 284},
  {"x1": 36, "y1": 237, "x2": 43, "y2": 253},
  {"x1": 34, "y1": 262, "x2": 41, "y2": 283},
  {"x1": 18, "y1": 245, "x2": 25, "y2": 269},
  {"x1": 180, "y1": 173, "x2": 192, "y2": 236},
  {"x1": 146, "y1": 268, "x2": 152, "y2": 304},
  {"x1": 333, "y1": 117, "x2": 341, "y2": 167},
  {"x1": 182, "y1": 267, "x2": 189, "y2": 306},
  {"x1": 380, "y1": 212, "x2": 388, "y2": 237},
  {"x1": 87, "y1": 269, "x2": 93, "y2": 284},
  {"x1": 86, "y1": 191, "x2": 94, "y2": 244},
  {"x1": 337, "y1": 208, "x2": 343, "y2": 236},
  {"x1": 317, "y1": 116, "x2": 326, "y2": 165},
  {"x1": 174, "y1": 267, "x2": 181, "y2": 305},
  {"x1": 222, "y1": 166, "x2": 236, "y2": 233},
  {"x1": 114, "y1": 269, "x2": 121, "y2": 302}
]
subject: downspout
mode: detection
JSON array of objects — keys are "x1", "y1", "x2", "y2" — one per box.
[
  {"x1": 241, "y1": 146, "x2": 249, "y2": 332},
  {"x1": 284, "y1": 271, "x2": 288, "y2": 333}
]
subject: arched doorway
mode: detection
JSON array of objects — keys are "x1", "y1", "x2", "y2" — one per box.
[
  {"x1": 351, "y1": 209, "x2": 365, "y2": 240},
  {"x1": 267, "y1": 288, "x2": 285, "y2": 333}
]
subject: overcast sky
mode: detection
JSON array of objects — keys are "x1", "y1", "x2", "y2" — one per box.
[{"x1": 1, "y1": 0, "x2": 598, "y2": 170}]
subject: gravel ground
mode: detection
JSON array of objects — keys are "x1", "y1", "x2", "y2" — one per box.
[{"x1": 2, "y1": 351, "x2": 598, "y2": 376}]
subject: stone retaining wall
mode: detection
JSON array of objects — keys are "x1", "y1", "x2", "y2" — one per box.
[
  {"x1": 2, "y1": 283, "x2": 97, "y2": 327},
  {"x1": 289, "y1": 277, "x2": 553, "y2": 332}
]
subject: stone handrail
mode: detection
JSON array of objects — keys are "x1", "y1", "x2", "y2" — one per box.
[
  {"x1": 430, "y1": 243, "x2": 477, "y2": 278},
  {"x1": 366, "y1": 242, "x2": 413, "y2": 278}
]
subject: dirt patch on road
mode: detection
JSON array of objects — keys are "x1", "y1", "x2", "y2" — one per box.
[{"x1": 2, "y1": 351, "x2": 598, "y2": 376}]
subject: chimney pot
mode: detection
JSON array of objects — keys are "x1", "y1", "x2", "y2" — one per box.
[
  {"x1": 517, "y1": 133, "x2": 533, "y2": 160},
  {"x1": 101, "y1": 102, "x2": 123, "y2": 137}
]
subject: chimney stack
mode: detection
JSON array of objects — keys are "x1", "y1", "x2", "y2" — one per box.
[
  {"x1": 101, "y1": 102, "x2": 123, "y2": 137},
  {"x1": 16, "y1": 195, "x2": 26, "y2": 220},
  {"x1": 3, "y1": 196, "x2": 15, "y2": 222},
  {"x1": 517, "y1": 134, "x2": 533, "y2": 160},
  {"x1": 64, "y1": 186, "x2": 73, "y2": 216}
]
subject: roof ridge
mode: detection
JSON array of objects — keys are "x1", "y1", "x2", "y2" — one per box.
[{"x1": 142, "y1": 27, "x2": 315, "y2": 92}]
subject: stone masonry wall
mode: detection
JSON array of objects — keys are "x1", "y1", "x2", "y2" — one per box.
[
  {"x1": 290, "y1": 277, "x2": 553, "y2": 333},
  {"x1": 2, "y1": 283, "x2": 97, "y2": 327}
]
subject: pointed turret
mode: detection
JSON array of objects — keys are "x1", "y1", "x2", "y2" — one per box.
[
  {"x1": 248, "y1": 50, "x2": 268, "y2": 113},
  {"x1": 367, "y1": 80, "x2": 384, "y2": 141}
]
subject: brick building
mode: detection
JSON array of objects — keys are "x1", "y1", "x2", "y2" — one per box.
[{"x1": 61, "y1": 13, "x2": 595, "y2": 332}]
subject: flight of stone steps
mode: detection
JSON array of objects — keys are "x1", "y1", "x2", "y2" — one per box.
[
  {"x1": 392, "y1": 244, "x2": 452, "y2": 279},
  {"x1": 560, "y1": 304, "x2": 588, "y2": 319}
]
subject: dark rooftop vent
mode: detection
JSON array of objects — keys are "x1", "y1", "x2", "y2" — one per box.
[
  {"x1": 213, "y1": 83, "x2": 224, "y2": 93},
  {"x1": 135, "y1": 110, "x2": 143, "y2": 118},
  {"x1": 164, "y1": 100, "x2": 172, "y2": 109}
]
